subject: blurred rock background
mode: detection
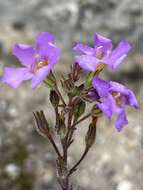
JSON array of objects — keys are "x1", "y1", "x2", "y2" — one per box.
[{"x1": 0, "y1": 0, "x2": 143, "y2": 190}]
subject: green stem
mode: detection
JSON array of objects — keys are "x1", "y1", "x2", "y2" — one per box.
[
  {"x1": 68, "y1": 147, "x2": 89, "y2": 177},
  {"x1": 71, "y1": 113, "x2": 91, "y2": 128}
]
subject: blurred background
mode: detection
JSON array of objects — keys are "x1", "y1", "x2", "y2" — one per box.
[{"x1": 0, "y1": 0, "x2": 143, "y2": 190}]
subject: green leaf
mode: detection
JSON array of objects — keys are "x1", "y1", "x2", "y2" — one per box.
[{"x1": 44, "y1": 78, "x2": 56, "y2": 89}]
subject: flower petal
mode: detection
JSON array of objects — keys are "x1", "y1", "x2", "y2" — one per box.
[
  {"x1": 36, "y1": 32, "x2": 55, "y2": 46},
  {"x1": 13, "y1": 44, "x2": 35, "y2": 67},
  {"x1": 1, "y1": 67, "x2": 33, "y2": 88},
  {"x1": 73, "y1": 43, "x2": 95, "y2": 55},
  {"x1": 115, "y1": 108, "x2": 128, "y2": 132},
  {"x1": 31, "y1": 66, "x2": 51, "y2": 89},
  {"x1": 36, "y1": 40, "x2": 61, "y2": 64},
  {"x1": 108, "y1": 41, "x2": 132, "y2": 70},
  {"x1": 94, "y1": 33, "x2": 113, "y2": 52},
  {"x1": 92, "y1": 76, "x2": 110, "y2": 98},
  {"x1": 47, "y1": 45, "x2": 61, "y2": 66},
  {"x1": 88, "y1": 89, "x2": 100, "y2": 102},
  {"x1": 109, "y1": 81, "x2": 139, "y2": 108},
  {"x1": 109, "y1": 81, "x2": 128, "y2": 94},
  {"x1": 125, "y1": 90, "x2": 139, "y2": 108},
  {"x1": 36, "y1": 32, "x2": 56, "y2": 55},
  {"x1": 97, "y1": 94, "x2": 115, "y2": 119},
  {"x1": 75, "y1": 55, "x2": 99, "y2": 72}
]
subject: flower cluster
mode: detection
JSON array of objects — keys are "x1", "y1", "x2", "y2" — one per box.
[
  {"x1": 1, "y1": 31, "x2": 139, "y2": 190},
  {"x1": 1, "y1": 32, "x2": 138, "y2": 131}
]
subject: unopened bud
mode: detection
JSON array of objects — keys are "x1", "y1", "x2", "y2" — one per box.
[
  {"x1": 85, "y1": 117, "x2": 97, "y2": 148},
  {"x1": 68, "y1": 84, "x2": 84, "y2": 97},
  {"x1": 50, "y1": 90, "x2": 59, "y2": 107},
  {"x1": 33, "y1": 111, "x2": 50, "y2": 137},
  {"x1": 74, "y1": 100, "x2": 86, "y2": 120},
  {"x1": 70, "y1": 62, "x2": 81, "y2": 82},
  {"x1": 56, "y1": 113, "x2": 66, "y2": 139}
]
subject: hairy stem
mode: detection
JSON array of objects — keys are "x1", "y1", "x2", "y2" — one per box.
[
  {"x1": 47, "y1": 134, "x2": 62, "y2": 159},
  {"x1": 55, "y1": 86, "x2": 66, "y2": 106},
  {"x1": 71, "y1": 112, "x2": 91, "y2": 128},
  {"x1": 50, "y1": 71, "x2": 66, "y2": 106}
]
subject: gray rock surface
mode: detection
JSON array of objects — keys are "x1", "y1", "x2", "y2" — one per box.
[{"x1": 0, "y1": 0, "x2": 143, "y2": 50}]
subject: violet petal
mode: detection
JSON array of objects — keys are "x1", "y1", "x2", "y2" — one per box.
[
  {"x1": 94, "y1": 33, "x2": 113, "y2": 52},
  {"x1": 13, "y1": 44, "x2": 35, "y2": 68},
  {"x1": 108, "y1": 41, "x2": 132, "y2": 70},
  {"x1": 97, "y1": 94, "x2": 115, "y2": 119},
  {"x1": 109, "y1": 81, "x2": 139, "y2": 108},
  {"x1": 115, "y1": 108, "x2": 128, "y2": 132},
  {"x1": 1, "y1": 67, "x2": 33, "y2": 88},
  {"x1": 31, "y1": 65, "x2": 51, "y2": 89},
  {"x1": 92, "y1": 76, "x2": 110, "y2": 98},
  {"x1": 73, "y1": 43, "x2": 95, "y2": 55},
  {"x1": 75, "y1": 55, "x2": 99, "y2": 72}
]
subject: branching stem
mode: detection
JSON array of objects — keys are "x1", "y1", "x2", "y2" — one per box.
[
  {"x1": 71, "y1": 112, "x2": 91, "y2": 128},
  {"x1": 46, "y1": 133, "x2": 62, "y2": 159},
  {"x1": 68, "y1": 147, "x2": 89, "y2": 177}
]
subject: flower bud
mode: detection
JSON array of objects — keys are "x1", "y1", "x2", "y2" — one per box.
[
  {"x1": 68, "y1": 84, "x2": 84, "y2": 97},
  {"x1": 70, "y1": 62, "x2": 81, "y2": 82},
  {"x1": 73, "y1": 100, "x2": 86, "y2": 120},
  {"x1": 56, "y1": 113, "x2": 66, "y2": 139},
  {"x1": 50, "y1": 90, "x2": 60, "y2": 107},
  {"x1": 85, "y1": 117, "x2": 97, "y2": 148},
  {"x1": 33, "y1": 111, "x2": 50, "y2": 137}
]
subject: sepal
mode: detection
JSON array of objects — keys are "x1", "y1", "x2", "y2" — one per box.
[{"x1": 91, "y1": 104, "x2": 102, "y2": 117}]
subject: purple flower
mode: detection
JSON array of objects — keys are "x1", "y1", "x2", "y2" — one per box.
[
  {"x1": 92, "y1": 76, "x2": 139, "y2": 131},
  {"x1": 1, "y1": 32, "x2": 60, "y2": 89},
  {"x1": 73, "y1": 33, "x2": 131, "y2": 72}
]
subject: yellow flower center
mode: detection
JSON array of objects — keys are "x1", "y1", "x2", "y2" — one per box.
[
  {"x1": 31, "y1": 60, "x2": 49, "y2": 73},
  {"x1": 35, "y1": 61, "x2": 48, "y2": 70},
  {"x1": 96, "y1": 49, "x2": 104, "y2": 59},
  {"x1": 112, "y1": 92, "x2": 125, "y2": 107}
]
